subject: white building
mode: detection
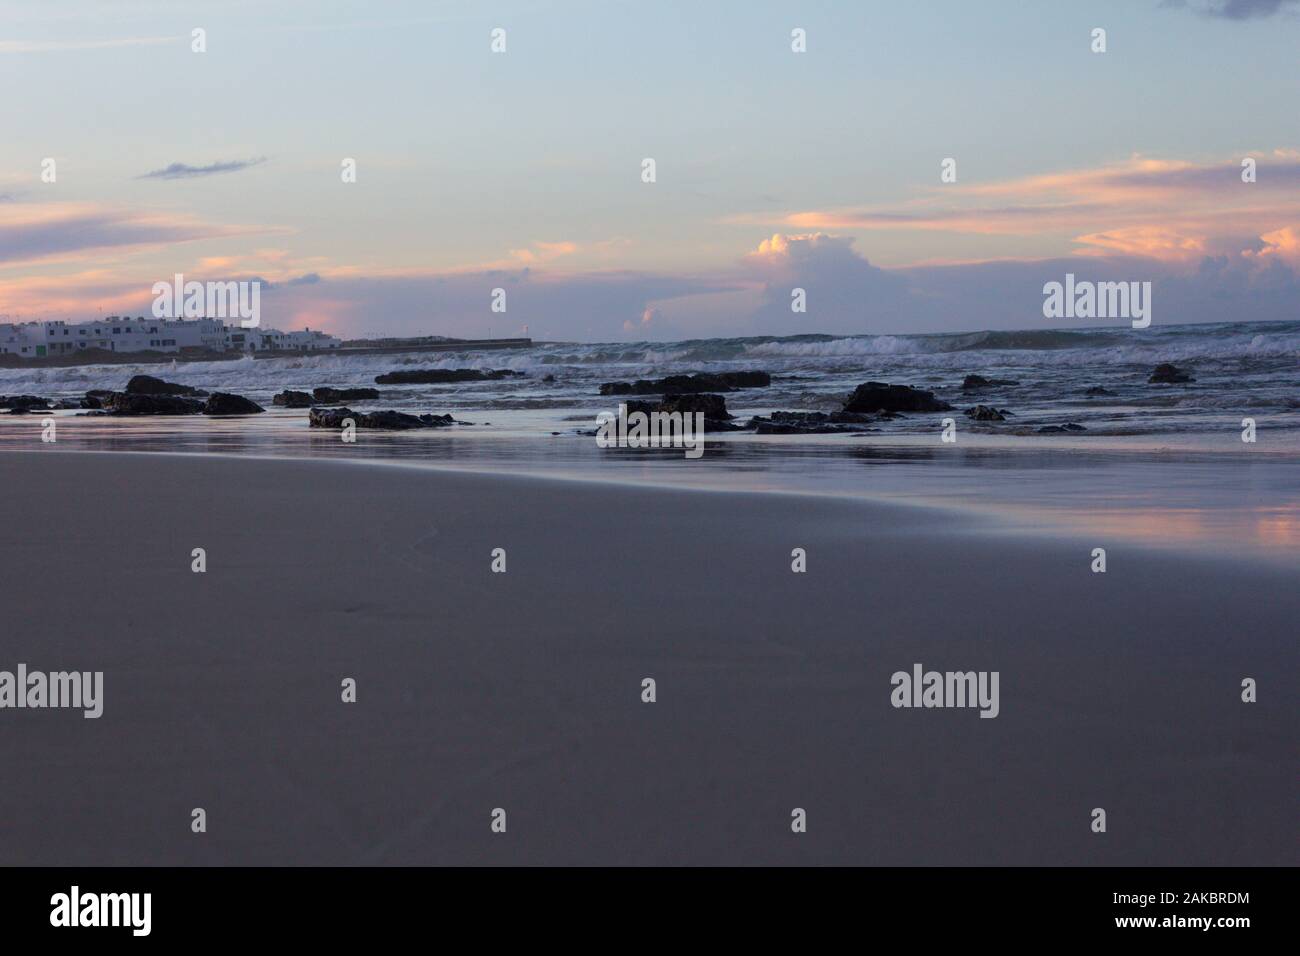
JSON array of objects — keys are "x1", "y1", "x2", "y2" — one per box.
[
  {"x1": 225, "y1": 326, "x2": 341, "y2": 353},
  {"x1": 0, "y1": 318, "x2": 341, "y2": 358}
]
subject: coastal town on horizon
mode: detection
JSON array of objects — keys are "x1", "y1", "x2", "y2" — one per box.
[
  {"x1": 0, "y1": 315, "x2": 342, "y2": 359},
  {"x1": 0, "y1": 314, "x2": 537, "y2": 365}
]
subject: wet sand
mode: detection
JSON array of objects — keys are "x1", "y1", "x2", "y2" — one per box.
[{"x1": 0, "y1": 450, "x2": 1294, "y2": 865}]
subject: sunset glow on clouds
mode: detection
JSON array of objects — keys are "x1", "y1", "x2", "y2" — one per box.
[
  {"x1": 757, "y1": 153, "x2": 1300, "y2": 265},
  {"x1": 4, "y1": 149, "x2": 1298, "y2": 338},
  {"x1": 2, "y1": 0, "x2": 1298, "y2": 339}
]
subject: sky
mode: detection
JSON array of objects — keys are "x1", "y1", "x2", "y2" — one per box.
[{"x1": 1, "y1": 0, "x2": 1298, "y2": 341}]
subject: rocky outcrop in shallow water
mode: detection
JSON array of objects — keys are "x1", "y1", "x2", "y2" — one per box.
[
  {"x1": 1037, "y1": 422, "x2": 1088, "y2": 433},
  {"x1": 102, "y1": 393, "x2": 206, "y2": 415},
  {"x1": 965, "y1": 405, "x2": 1011, "y2": 422},
  {"x1": 203, "y1": 393, "x2": 265, "y2": 415},
  {"x1": 308, "y1": 406, "x2": 463, "y2": 430},
  {"x1": 621, "y1": 394, "x2": 742, "y2": 431},
  {"x1": 0, "y1": 395, "x2": 52, "y2": 412},
  {"x1": 748, "y1": 410, "x2": 878, "y2": 434},
  {"x1": 125, "y1": 375, "x2": 208, "y2": 397},
  {"x1": 599, "y1": 371, "x2": 770, "y2": 396},
  {"x1": 272, "y1": 390, "x2": 316, "y2": 408},
  {"x1": 95, "y1": 388, "x2": 261, "y2": 416},
  {"x1": 843, "y1": 382, "x2": 953, "y2": 414},
  {"x1": 276, "y1": 387, "x2": 379, "y2": 405},
  {"x1": 961, "y1": 374, "x2": 1019, "y2": 390}
]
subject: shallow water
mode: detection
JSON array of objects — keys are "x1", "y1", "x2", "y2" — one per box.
[
  {"x1": 5, "y1": 411, "x2": 1298, "y2": 567},
  {"x1": 1, "y1": 319, "x2": 1296, "y2": 564},
  {"x1": 1, "y1": 319, "x2": 1296, "y2": 440}
]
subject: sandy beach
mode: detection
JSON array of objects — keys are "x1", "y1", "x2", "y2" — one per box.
[{"x1": 0, "y1": 449, "x2": 1293, "y2": 866}]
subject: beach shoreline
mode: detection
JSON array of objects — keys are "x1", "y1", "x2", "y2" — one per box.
[
  {"x1": 0, "y1": 449, "x2": 1293, "y2": 865},
  {"x1": 11, "y1": 439, "x2": 1300, "y2": 570}
]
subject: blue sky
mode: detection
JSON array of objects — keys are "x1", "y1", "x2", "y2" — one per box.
[{"x1": 2, "y1": 0, "x2": 1298, "y2": 340}]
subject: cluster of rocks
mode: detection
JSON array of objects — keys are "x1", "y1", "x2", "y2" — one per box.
[
  {"x1": 0, "y1": 373, "x2": 471, "y2": 429},
  {"x1": 4, "y1": 362, "x2": 1202, "y2": 435},
  {"x1": 48, "y1": 375, "x2": 267, "y2": 416},
  {"x1": 283, "y1": 381, "x2": 473, "y2": 429},
  {"x1": 745, "y1": 382, "x2": 947, "y2": 434},
  {"x1": 599, "y1": 371, "x2": 771, "y2": 396},
  {"x1": 0, "y1": 395, "x2": 65, "y2": 413},
  {"x1": 965, "y1": 405, "x2": 1012, "y2": 422},
  {"x1": 273, "y1": 387, "x2": 379, "y2": 408},
  {"x1": 623, "y1": 394, "x2": 742, "y2": 431},
  {"x1": 374, "y1": 368, "x2": 522, "y2": 385},
  {"x1": 748, "y1": 410, "x2": 877, "y2": 435},
  {"x1": 308, "y1": 407, "x2": 464, "y2": 430}
]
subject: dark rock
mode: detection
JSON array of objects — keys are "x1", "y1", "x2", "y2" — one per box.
[
  {"x1": 308, "y1": 406, "x2": 356, "y2": 428},
  {"x1": 52, "y1": 399, "x2": 83, "y2": 410},
  {"x1": 749, "y1": 410, "x2": 877, "y2": 434},
  {"x1": 622, "y1": 393, "x2": 741, "y2": 431},
  {"x1": 308, "y1": 406, "x2": 463, "y2": 430},
  {"x1": 1149, "y1": 363, "x2": 1194, "y2": 384},
  {"x1": 0, "y1": 395, "x2": 52, "y2": 411},
  {"x1": 312, "y1": 386, "x2": 380, "y2": 403},
  {"x1": 374, "y1": 368, "x2": 521, "y2": 385},
  {"x1": 355, "y1": 410, "x2": 427, "y2": 430},
  {"x1": 542, "y1": 374, "x2": 556, "y2": 383},
  {"x1": 203, "y1": 393, "x2": 265, "y2": 415},
  {"x1": 961, "y1": 374, "x2": 1019, "y2": 390},
  {"x1": 1037, "y1": 422, "x2": 1088, "y2": 433},
  {"x1": 272, "y1": 390, "x2": 316, "y2": 408},
  {"x1": 843, "y1": 382, "x2": 953, "y2": 414},
  {"x1": 627, "y1": 393, "x2": 730, "y2": 419},
  {"x1": 965, "y1": 405, "x2": 1009, "y2": 421},
  {"x1": 125, "y1": 375, "x2": 207, "y2": 397},
  {"x1": 102, "y1": 392, "x2": 205, "y2": 415},
  {"x1": 417, "y1": 413, "x2": 458, "y2": 427},
  {"x1": 1083, "y1": 386, "x2": 1115, "y2": 396},
  {"x1": 599, "y1": 371, "x2": 770, "y2": 396},
  {"x1": 80, "y1": 395, "x2": 103, "y2": 409}
]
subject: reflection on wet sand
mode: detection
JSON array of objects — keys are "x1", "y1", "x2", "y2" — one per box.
[{"x1": 2, "y1": 412, "x2": 1297, "y2": 563}]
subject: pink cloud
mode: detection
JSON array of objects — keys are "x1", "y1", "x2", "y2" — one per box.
[{"x1": 740, "y1": 152, "x2": 1300, "y2": 266}]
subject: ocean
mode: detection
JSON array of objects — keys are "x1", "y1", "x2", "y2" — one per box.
[{"x1": 2, "y1": 319, "x2": 1297, "y2": 562}]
